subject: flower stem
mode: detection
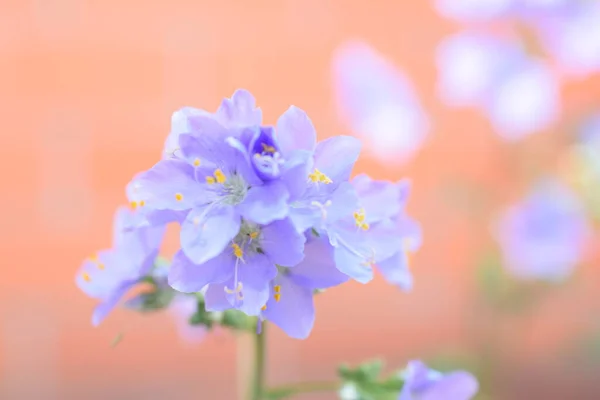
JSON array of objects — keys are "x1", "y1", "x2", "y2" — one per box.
[
  {"x1": 266, "y1": 381, "x2": 339, "y2": 399},
  {"x1": 250, "y1": 321, "x2": 266, "y2": 400}
]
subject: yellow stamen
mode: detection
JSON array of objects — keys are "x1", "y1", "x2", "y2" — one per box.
[
  {"x1": 214, "y1": 169, "x2": 226, "y2": 184},
  {"x1": 175, "y1": 193, "x2": 184, "y2": 201},
  {"x1": 89, "y1": 254, "x2": 99, "y2": 262},
  {"x1": 139, "y1": 200, "x2": 145, "y2": 207},
  {"x1": 274, "y1": 285, "x2": 281, "y2": 293},
  {"x1": 82, "y1": 272, "x2": 91, "y2": 282},
  {"x1": 308, "y1": 168, "x2": 332, "y2": 184},
  {"x1": 249, "y1": 231, "x2": 259, "y2": 239},
  {"x1": 206, "y1": 176, "x2": 216, "y2": 184},
  {"x1": 232, "y1": 243, "x2": 243, "y2": 259},
  {"x1": 193, "y1": 158, "x2": 201, "y2": 167},
  {"x1": 97, "y1": 263, "x2": 105, "y2": 270},
  {"x1": 274, "y1": 293, "x2": 281, "y2": 302},
  {"x1": 261, "y1": 143, "x2": 276, "y2": 153},
  {"x1": 353, "y1": 209, "x2": 369, "y2": 230},
  {"x1": 261, "y1": 305, "x2": 267, "y2": 311},
  {"x1": 130, "y1": 201, "x2": 138, "y2": 210}
]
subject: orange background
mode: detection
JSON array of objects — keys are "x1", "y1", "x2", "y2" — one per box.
[{"x1": 2, "y1": 1, "x2": 600, "y2": 399}]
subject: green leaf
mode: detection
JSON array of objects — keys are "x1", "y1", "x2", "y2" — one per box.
[{"x1": 338, "y1": 359, "x2": 404, "y2": 400}]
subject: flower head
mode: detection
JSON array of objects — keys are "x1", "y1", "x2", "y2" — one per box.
[
  {"x1": 76, "y1": 206, "x2": 165, "y2": 325},
  {"x1": 399, "y1": 360, "x2": 479, "y2": 400},
  {"x1": 495, "y1": 179, "x2": 590, "y2": 281}
]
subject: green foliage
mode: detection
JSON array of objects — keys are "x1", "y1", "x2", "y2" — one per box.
[{"x1": 337, "y1": 359, "x2": 404, "y2": 400}]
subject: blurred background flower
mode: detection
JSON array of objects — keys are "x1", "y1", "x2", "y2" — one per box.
[
  {"x1": 494, "y1": 179, "x2": 590, "y2": 282},
  {"x1": 332, "y1": 40, "x2": 429, "y2": 165},
  {"x1": 436, "y1": 32, "x2": 560, "y2": 140}
]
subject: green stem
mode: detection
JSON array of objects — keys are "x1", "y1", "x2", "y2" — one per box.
[
  {"x1": 266, "y1": 381, "x2": 339, "y2": 399},
  {"x1": 250, "y1": 321, "x2": 266, "y2": 400}
]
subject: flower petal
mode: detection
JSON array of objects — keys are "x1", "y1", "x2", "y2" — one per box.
[
  {"x1": 376, "y1": 251, "x2": 412, "y2": 291},
  {"x1": 263, "y1": 277, "x2": 315, "y2": 339},
  {"x1": 238, "y1": 181, "x2": 290, "y2": 225},
  {"x1": 289, "y1": 237, "x2": 349, "y2": 289},
  {"x1": 260, "y1": 218, "x2": 306, "y2": 267},
  {"x1": 168, "y1": 250, "x2": 235, "y2": 293},
  {"x1": 276, "y1": 106, "x2": 317, "y2": 156},
  {"x1": 216, "y1": 89, "x2": 262, "y2": 128},
  {"x1": 235, "y1": 254, "x2": 277, "y2": 315},
  {"x1": 127, "y1": 159, "x2": 202, "y2": 211},
  {"x1": 205, "y1": 283, "x2": 234, "y2": 312},
  {"x1": 333, "y1": 245, "x2": 374, "y2": 284},
  {"x1": 91, "y1": 280, "x2": 136, "y2": 326},
  {"x1": 180, "y1": 204, "x2": 241, "y2": 265},
  {"x1": 314, "y1": 136, "x2": 361, "y2": 185},
  {"x1": 280, "y1": 150, "x2": 314, "y2": 201}
]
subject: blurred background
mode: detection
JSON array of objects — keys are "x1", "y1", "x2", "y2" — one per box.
[{"x1": 2, "y1": 0, "x2": 600, "y2": 399}]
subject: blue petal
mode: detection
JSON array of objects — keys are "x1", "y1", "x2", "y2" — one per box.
[
  {"x1": 275, "y1": 106, "x2": 317, "y2": 156},
  {"x1": 205, "y1": 283, "x2": 233, "y2": 311},
  {"x1": 333, "y1": 244, "x2": 374, "y2": 284},
  {"x1": 164, "y1": 107, "x2": 210, "y2": 159},
  {"x1": 178, "y1": 115, "x2": 238, "y2": 167},
  {"x1": 353, "y1": 174, "x2": 411, "y2": 223},
  {"x1": 263, "y1": 277, "x2": 315, "y2": 339},
  {"x1": 168, "y1": 250, "x2": 235, "y2": 293},
  {"x1": 238, "y1": 181, "x2": 290, "y2": 225},
  {"x1": 280, "y1": 150, "x2": 314, "y2": 201},
  {"x1": 215, "y1": 89, "x2": 262, "y2": 128},
  {"x1": 233, "y1": 254, "x2": 277, "y2": 315},
  {"x1": 314, "y1": 136, "x2": 361, "y2": 186},
  {"x1": 289, "y1": 237, "x2": 349, "y2": 289},
  {"x1": 376, "y1": 251, "x2": 412, "y2": 291},
  {"x1": 180, "y1": 204, "x2": 241, "y2": 265},
  {"x1": 260, "y1": 218, "x2": 306, "y2": 267},
  {"x1": 91, "y1": 280, "x2": 136, "y2": 326},
  {"x1": 127, "y1": 159, "x2": 202, "y2": 211},
  {"x1": 288, "y1": 206, "x2": 321, "y2": 234}
]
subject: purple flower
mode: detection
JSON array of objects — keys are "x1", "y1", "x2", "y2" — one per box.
[
  {"x1": 495, "y1": 179, "x2": 590, "y2": 281},
  {"x1": 332, "y1": 40, "x2": 428, "y2": 165},
  {"x1": 437, "y1": 32, "x2": 560, "y2": 140},
  {"x1": 75, "y1": 206, "x2": 165, "y2": 325},
  {"x1": 352, "y1": 174, "x2": 422, "y2": 290},
  {"x1": 435, "y1": 0, "x2": 513, "y2": 21},
  {"x1": 169, "y1": 217, "x2": 305, "y2": 316},
  {"x1": 532, "y1": 2, "x2": 600, "y2": 78},
  {"x1": 399, "y1": 360, "x2": 479, "y2": 400},
  {"x1": 127, "y1": 90, "x2": 312, "y2": 266}
]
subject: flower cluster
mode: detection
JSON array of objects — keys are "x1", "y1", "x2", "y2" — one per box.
[{"x1": 76, "y1": 89, "x2": 421, "y2": 339}]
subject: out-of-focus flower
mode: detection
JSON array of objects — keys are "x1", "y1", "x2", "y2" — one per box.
[
  {"x1": 532, "y1": 2, "x2": 600, "y2": 78},
  {"x1": 437, "y1": 32, "x2": 559, "y2": 140},
  {"x1": 435, "y1": 0, "x2": 600, "y2": 78},
  {"x1": 495, "y1": 179, "x2": 590, "y2": 281},
  {"x1": 169, "y1": 294, "x2": 207, "y2": 344},
  {"x1": 435, "y1": 0, "x2": 513, "y2": 21},
  {"x1": 332, "y1": 40, "x2": 428, "y2": 165},
  {"x1": 398, "y1": 360, "x2": 479, "y2": 400},
  {"x1": 76, "y1": 207, "x2": 165, "y2": 325}
]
